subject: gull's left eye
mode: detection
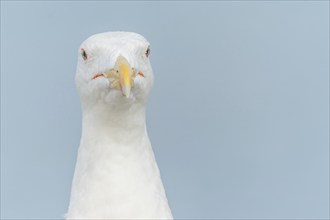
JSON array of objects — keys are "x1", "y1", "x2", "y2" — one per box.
[{"x1": 145, "y1": 46, "x2": 150, "y2": 58}]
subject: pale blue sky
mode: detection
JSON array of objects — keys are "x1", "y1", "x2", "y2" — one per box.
[{"x1": 1, "y1": 1, "x2": 329, "y2": 219}]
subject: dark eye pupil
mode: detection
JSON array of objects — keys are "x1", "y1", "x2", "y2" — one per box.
[
  {"x1": 81, "y1": 49, "x2": 88, "y2": 60},
  {"x1": 146, "y1": 47, "x2": 150, "y2": 57}
]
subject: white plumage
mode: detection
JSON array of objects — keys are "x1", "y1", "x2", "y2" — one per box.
[{"x1": 66, "y1": 32, "x2": 173, "y2": 219}]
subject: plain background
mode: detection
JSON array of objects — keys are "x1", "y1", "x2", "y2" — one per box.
[{"x1": 1, "y1": 1, "x2": 329, "y2": 219}]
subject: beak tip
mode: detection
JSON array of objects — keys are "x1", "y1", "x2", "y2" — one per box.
[{"x1": 122, "y1": 86, "x2": 131, "y2": 98}]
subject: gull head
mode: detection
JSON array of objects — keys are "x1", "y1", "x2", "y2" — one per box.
[{"x1": 75, "y1": 32, "x2": 153, "y2": 108}]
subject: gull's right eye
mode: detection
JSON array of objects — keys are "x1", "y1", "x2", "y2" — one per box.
[{"x1": 81, "y1": 48, "x2": 88, "y2": 61}]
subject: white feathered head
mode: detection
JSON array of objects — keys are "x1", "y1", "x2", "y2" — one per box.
[{"x1": 75, "y1": 32, "x2": 154, "y2": 108}]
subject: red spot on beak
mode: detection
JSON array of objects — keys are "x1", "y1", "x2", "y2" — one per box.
[{"x1": 138, "y1": 72, "x2": 145, "y2": 77}]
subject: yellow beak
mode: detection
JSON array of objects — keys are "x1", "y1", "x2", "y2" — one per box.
[{"x1": 117, "y1": 56, "x2": 133, "y2": 98}]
